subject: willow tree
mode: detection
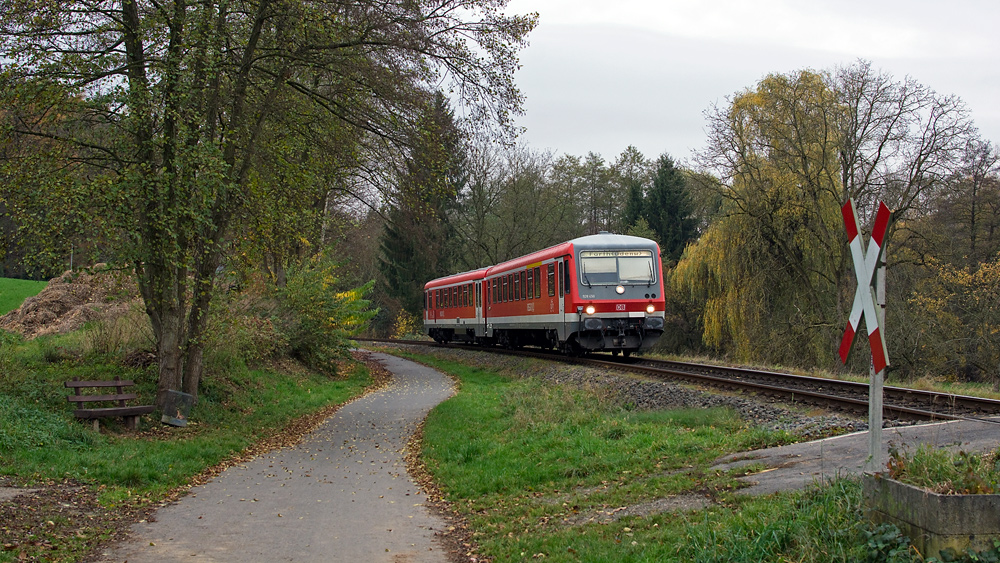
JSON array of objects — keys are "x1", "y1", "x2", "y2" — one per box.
[
  {"x1": 681, "y1": 62, "x2": 974, "y2": 368},
  {"x1": 0, "y1": 0, "x2": 536, "y2": 405}
]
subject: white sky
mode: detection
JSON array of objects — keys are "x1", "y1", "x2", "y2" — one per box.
[{"x1": 503, "y1": 0, "x2": 1000, "y2": 164}]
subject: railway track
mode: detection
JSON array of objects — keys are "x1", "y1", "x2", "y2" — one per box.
[{"x1": 355, "y1": 337, "x2": 1000, "y2": 424}]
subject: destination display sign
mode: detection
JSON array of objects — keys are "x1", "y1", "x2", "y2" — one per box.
[{"x1": 580, "y1": 250, "x2": 651, "y2": 258}]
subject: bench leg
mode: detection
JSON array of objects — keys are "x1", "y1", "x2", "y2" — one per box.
[
  {"x1": 125, "y1": 415, "x2": 138, "y2": 431},
  {"x1": 93, "y1": 419, "x2": 100, "y2": 432}
]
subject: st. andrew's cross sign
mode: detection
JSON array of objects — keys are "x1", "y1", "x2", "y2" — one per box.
[
  {"x1": 839, "y1": 199, "x2": 891, "y2": 372},
  {"x1": 840, "y1": 198, "x2": 891, "y2": 472}
]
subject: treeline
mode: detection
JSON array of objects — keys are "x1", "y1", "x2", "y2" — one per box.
[
  {"x1": 2, "y1": 19, "x2": 998, "y2": 392},
  {"x1": 368, "y1": 61, "x2": 1000, "y2": 386}
]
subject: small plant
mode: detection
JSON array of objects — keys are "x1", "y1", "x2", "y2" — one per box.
[
  {"x1": 886, "y1": 444, "x2": 1000, "y2": 494},
  {"x1": 862, "y1": 523, "x2": 914, "y2": 563}
]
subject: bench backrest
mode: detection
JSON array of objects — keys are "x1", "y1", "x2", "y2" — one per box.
[{"x1": 66, "y1": 378, "x2": 139, "y2": 407}]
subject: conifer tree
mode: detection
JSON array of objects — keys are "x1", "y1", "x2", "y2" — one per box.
[
  {"x1": 379, "y1": 93, "x2": 466, "y2": 316},
  {"x1": 646, "y1": 154, "x2": 696, "y2": 261}
]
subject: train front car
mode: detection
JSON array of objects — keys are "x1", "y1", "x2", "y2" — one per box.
[{"x1": 567, "y1": 233, "x2": 666, "y2": 355}]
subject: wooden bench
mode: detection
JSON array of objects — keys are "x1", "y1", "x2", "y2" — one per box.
[{"x1": 65, "y1": 377, "x2": 156, "y2": 431}]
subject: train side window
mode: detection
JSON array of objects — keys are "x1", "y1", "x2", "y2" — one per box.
[
  {"x1": 520, "y1": 271, "x2": 527, "y2": 300},
  {"x1": 557, "y1": 262, "x2": 564, "y2": 296},
  {"x1": 515, "y1": 273, "x2": 521, "y2": 301},
  {"x1": 533, "y1": 267, "x2": 541, "y2": 298},
  {"x1": 527, "y1": 269, "x2": 533, "y2": 299},
  {"x1": 547, "y1": 264, "x2": 555, "y2": 296}
]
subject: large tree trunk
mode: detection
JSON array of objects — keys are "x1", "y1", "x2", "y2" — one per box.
[{"x1": 155, "y1": 302, "x2": 186, "y2": 407}]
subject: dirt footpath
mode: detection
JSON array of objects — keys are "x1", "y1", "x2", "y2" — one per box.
[{"x1": 97, "y1": 353, "x2": 455, "y2": 563}]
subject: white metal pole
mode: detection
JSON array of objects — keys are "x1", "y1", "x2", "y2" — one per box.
[{"x1": 865, "y1": 245, "x2": 887, "y2": 473}]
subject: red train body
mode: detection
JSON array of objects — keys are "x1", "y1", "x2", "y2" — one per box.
[{"x1": 423, "y1": 233, "x2": 666, "y2": 355}]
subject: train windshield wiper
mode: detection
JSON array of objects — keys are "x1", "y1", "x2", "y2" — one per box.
[{"x1": 582, "y1": 262, "x2": 591, "y2": 287}]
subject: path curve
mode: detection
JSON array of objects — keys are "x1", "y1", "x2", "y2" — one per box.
[{"x1": 98, "y1": 352, "x2": 454, "y2": 563}]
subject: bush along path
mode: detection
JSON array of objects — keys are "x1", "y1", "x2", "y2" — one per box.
[{"x1": 95, "y1": 352, "x2": 457, "y2": 563}]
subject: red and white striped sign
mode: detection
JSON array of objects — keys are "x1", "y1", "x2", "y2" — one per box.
[{"x1": 839, "y1": 200, "x2": 891, "y2": 373}]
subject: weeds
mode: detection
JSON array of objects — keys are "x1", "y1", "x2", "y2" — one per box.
[{"x1": 886, "y1": 443, "x2": 1000, "y2": 494}]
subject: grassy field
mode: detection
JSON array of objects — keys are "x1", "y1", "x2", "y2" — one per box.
[
  {"x1": 0, "y1": 277, "x2": 48, "y2": 315},
  {"x1": 0, "y1": 328, "x2": 376, "y2": 562},
  {"x1": 393, "y1": 349, "x2": 889, "y2": 563}
]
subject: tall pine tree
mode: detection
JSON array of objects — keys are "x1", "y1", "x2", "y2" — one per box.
[
  {"x1": 646, "y1": 154, "x2": 696, "y2": 262},
  {"x1": 379, "y1": 92, "x2": 467, "y2": 316}
]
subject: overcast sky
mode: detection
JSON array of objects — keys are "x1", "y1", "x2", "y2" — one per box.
[{"x1": 503, "y1": 0, "x2": 1000, "y2": 165}]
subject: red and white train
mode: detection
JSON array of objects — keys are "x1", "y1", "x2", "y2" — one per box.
[{"x1": 423, "y1": 233, "x2": 666, "y2": 356}]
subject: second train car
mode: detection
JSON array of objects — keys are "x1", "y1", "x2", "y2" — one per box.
[{"x1": 423, "y1": 233, "x2": 666, "y2": 356}]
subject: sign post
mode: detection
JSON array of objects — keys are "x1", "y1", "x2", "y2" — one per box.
[{"x1": 839, "y1": 199, "x2": 891, "y2": 472}]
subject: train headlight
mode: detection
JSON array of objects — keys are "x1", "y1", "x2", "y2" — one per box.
[
  {"x1": 585, "y1": 305, "x2": 596, "y2": 315},
  {"x1": 646, "y1": 304, "x2": 656, "y2": 314},
  {"x1": 615, "y1": 285, "x2": 625, "y2": 294}
]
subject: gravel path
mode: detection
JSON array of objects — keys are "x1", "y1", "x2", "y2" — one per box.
[{"x1": 97, "y1": 352, "x2": 455, "y2": 563}]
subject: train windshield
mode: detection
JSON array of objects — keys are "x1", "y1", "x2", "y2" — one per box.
[{"x1": 579, "y1": 250, "x2": 655, "y2": 286}]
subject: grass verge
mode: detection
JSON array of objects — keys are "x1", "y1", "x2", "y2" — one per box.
[
  {"x1": 0, "y1": 277, "x2": 47, "y2": 315},
  {"x1": 0, "y1": 330, "x2": 378, "y2": 562},
  {"x1": 396, "y1": 349, "x2": 882, "y2": 563}
]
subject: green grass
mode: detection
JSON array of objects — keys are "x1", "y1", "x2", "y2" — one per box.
[
  {"x1": 0, "y1": 276, "x2": 48, "y2": 314},
  {"x1": 397, "y1": 349, "x2": 883, "y2": 563}
]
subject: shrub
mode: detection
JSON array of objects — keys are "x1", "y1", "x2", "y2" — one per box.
[
  {"x1": 203, "y1": 280, "x2": 288, "y2": 373},
  {"x1": 275, "y1": 251, "x2": 376, "y2": 373},
  {"x1": 83, "y1": 301, "x2": 154, "y2": 358}
]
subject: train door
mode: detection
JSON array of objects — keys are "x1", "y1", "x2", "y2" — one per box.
[
  {"x1": 475, "y1": 281, "x2": 484, "y2": 336},
  {"x1": 557, "y1": 259, "x2": 567, "y2": 340}
]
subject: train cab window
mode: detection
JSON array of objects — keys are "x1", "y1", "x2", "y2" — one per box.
[
  {"x1": 563, "y1": 261, "x2": 571, "y2": 295},
  {"x1": 547, "y1": 264, "x2": 556, "y2": 296},
  {"x1": 557, "y1": 262, "x2": 564, "y2": 296}
]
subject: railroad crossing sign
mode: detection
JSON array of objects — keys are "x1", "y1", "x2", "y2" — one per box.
[{"x1": 839, "y1": 199, "x2": 891, "y2": 372}]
